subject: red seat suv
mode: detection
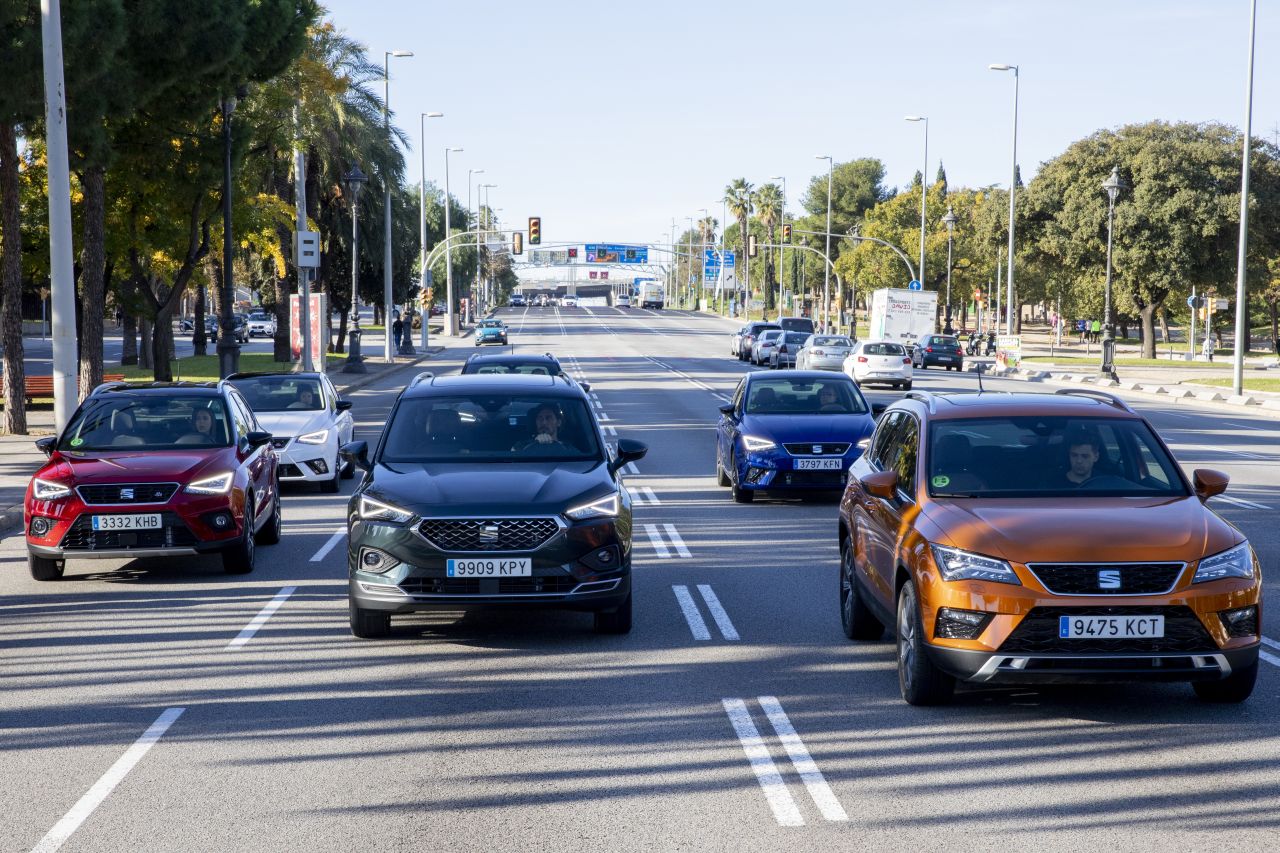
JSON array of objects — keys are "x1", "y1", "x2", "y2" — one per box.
[{"x1": 24, "y1": 381, "x2": 281, "y2": 579}]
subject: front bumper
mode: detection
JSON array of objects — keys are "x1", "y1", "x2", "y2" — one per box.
[
  {"x1": 735, "y1": 450, "x2": 854, "y2": 492},
  {"x1": 26, "y1": 498, "x2": 243, "y2": 560},
  {"x1": 927, "y1": 644, "x2": 1260, "y2": 684},
  {"x1": 273, "y1": 438, "x2": 338, "y2": 482}
]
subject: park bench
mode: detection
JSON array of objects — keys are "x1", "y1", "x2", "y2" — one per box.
[{"x1": 0, "y1": 374, "x2": 125, "y2": 405}]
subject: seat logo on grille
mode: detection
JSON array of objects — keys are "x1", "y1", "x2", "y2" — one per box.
[
  {"x1": 1098, "y1": 569, "x2": 1122, "y2": 589},
  {"x1": 812, "y1": 445, "x2": 822, "y2": 454},
  {"x1": 479, "y1": 524, "x2": 500, "y2": 543},
  {"x1": 120, "y1": 488, "x2": 134, "y2": 500}
]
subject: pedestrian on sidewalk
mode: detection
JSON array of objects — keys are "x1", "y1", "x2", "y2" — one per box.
[
  {"x1": 392, "y1": 312, "x2": 404, "y2": 351},
  {"x1": 1090, "y1": 319, "x2": 1102, "y2": 343}
]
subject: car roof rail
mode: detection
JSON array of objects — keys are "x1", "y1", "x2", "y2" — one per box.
[
  {"x1": 902, "y1": 389, "x2": 937, "y2": 413},
  {"x1": 89, "y1": 381, "x2": 133, "y2": 396},
  {"x1": 407, "y1": 371, "x2": 435, "y2": 389},
  {"x1": 1054, "y1": 388, "x2": 1134, "y2": 412}
]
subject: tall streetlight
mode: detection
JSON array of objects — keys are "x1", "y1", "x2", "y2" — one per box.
[
  {"x1": 342, "y1": 163, "x2": 369, "y2": 374},
  {"x1": 698, "y1": 208, "x2": 709, "y2": 310},
  {"x1": 418, "y1": 112, "x2": 443, "y2": 351},
  {"x1": 443, "y1": 147, "x2": 463, "y2": 336},
  {"x1": 1100, "y1": 166, "x2": 1125, "y2": 381},
  {"x1": 989, "y1": 63, "x2": 1020, "y2": 332},
  {"x1": 904, "y1": 116, "x2": 928, "y2": 295},
  {"x1": 478, "y1": 183, "x2": 497, "y2": 316},
  {"x1": 466, "y1": 168, "x2": 485, "y2": 325},
  {"x1": 217, "y1": 90, "x2": 247, "y2": 378},
  {"x1": 770, "y1": 175, "x2": 786, "y2": 319},
  {"x1": 941, "y1": 205, "x2": 958, "y2": 335},
  {"x1": 1232, "y1": 0, "x2": 1258, "y2": 396},
  {"x1": 381, "y1": 50, "x2": 413, "y2": 360},
  {"x1": 815, "y1": 155, "x2": 833, "y2": 331}
]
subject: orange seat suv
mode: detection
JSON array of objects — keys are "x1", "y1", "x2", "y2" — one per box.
[{"x1": 837, "y1": 388, "x2": 1262, "y2": 706}]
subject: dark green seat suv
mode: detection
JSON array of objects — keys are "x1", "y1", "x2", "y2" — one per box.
[{"x1": 340, "y1": 373, "x2": 646, "y2": 638}]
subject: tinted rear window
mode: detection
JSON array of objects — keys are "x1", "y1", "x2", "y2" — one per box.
[{"x1": 863, "y1": 343, "x2": 905, "y2": 355}]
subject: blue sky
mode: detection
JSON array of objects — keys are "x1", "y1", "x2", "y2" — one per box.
[{"x1": 320, "y1": 0, "x2": 1278, "y2": 245}]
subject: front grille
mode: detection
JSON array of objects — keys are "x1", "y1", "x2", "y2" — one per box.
[
  {"x1": 76, "y1": 483, "x2": 178, "y2": 505},
  {"x1": 418, "y1": 518, "x2": 560, "y2": 552},
  {"x1": 278, "y1": 463, "x2": 304, "y2": 479},
  {"x1": 400, "y1": 577, "x2": 480, "y2": 595},
  {"x1": 1028, "y1": 562, "x2": 1186, "y2": 595},
  {"x1": 783, "y1": 443, "x2": 850, "y2": 456},
  {"x1": 59, "y1": 511, "x2": 199, "y2": 551},
  {"x1": 777, "y1": 470, "x2": 845, "y2": 487},
  {"x1": 999, "y1": 606, "x2": 1215, "y2": 654},
  {"x1": 270, "y1": 437, "x2": 291, "y2": 450},
  {"x1": 498, "y1": 576, "x2": 578, "y2": 594}
]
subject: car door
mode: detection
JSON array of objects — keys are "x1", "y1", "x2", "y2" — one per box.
[
  {"x1": 867, "y1": 412, "x2": 921, "y2": 600},
  {"x1": 718, "y1": 379, "x2": 747, "y2": 473},
  {"x1": 324, "y1": 376, "x2": 354, "y2": 443},
  {"x1": 228, "y1": 392, "x2": 271, "y2": 522}
]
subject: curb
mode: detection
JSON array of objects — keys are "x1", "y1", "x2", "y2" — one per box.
[{"x1": 996, "y1": 367, "x2": 1278, "y2": 417}]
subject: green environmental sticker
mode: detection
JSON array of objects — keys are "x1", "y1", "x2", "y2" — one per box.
[
  {"x1": 70, "y1": 437, "x2": 84, "y2": 447},
  {"x1": 931, "y1": 474, "x2": 950, "y2": 488}
]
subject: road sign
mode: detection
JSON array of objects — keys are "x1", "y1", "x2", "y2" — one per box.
[
  {"x1": 703, "y1": 249, "x2": 735, "y2": 267},
  {"x1": 908, "y1": 280, "x2": 922, "y2": 291},
  {"x1": 1187, "y1": 294, "x2": 1203, "y2": 309},
  {"x1": 585, "y1": 244, "x2": 648, "y2": 264},
  {"x1": 1213, "y1": 298, "x2": 1229, "y2": 311},
  {"x1": 295, "y1": 231, "x2": 320, "y2": 269}
]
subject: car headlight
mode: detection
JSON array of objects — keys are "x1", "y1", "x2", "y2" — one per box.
[
  {"x1": 185, "y1": 473, "x2": 234, "y2": 495},
  {"x1": 358, "y1": 494, "x2": 414, "y2": 523},
  {"x1": 32, "y1": 478, "x2": 72, "y2": 501},
  {"x1": 297, "y1": 429, "x2": 329, "y2": 445},
  {"x1": 1193, "y1": 541, "x2": 1255, "y2": 583},
  {"x1": 566, "y1": 493, "x2": 619, "y2": 520},
  {"x1": 930, "y1": 544, "x2": 1021, "y2": 586},
  {"x1": 741, "y1": 435, "x2": 776, "y2": 452}
]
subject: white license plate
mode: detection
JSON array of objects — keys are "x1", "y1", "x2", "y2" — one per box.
[
  {"x1": 446, "y1": 558, "x2": 532, "y2": 577},
  {"x1": 795, "y1": 458, "x2": 843, "y2": 470},
  {"x1": 1058, "y1": 615, "x2": 1165, "y2": 639},
  {"x1": 91, "y1": 513, "x2": 162, "y2": 531},
  {"x1": 936, "y1": 355, "x2": 954, "y2": 361}
]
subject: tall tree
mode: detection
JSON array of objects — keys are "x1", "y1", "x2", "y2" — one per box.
[
  {"x1": 754, "y1": 183, "x2": 783, "y2": 307},
  {"x1": 724, "y1": 178, "x2": 753, "y2": 304}
]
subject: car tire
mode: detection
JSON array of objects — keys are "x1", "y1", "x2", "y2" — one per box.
[
  {"x1": 840, "y1": 537, "x2": 884, "y2": 641},
  {"x1": 903, "y1": 382, "x2": 913, "y2": 391},
  {"x1": 1192, "y1": 661, "x2": 1258, "y2": 703},
  {"x1": 29, "y1": 552, "x2": 65, "y2": 581},
  {"x1": 593, "y1": 592, "x2": 632, "y2": 634},
  {"x1": 256, "y1": 491, "x2": 282, "y2": 545},
  {"x1": 896, "y1": 579, "x2": 955, "y2": 706},
  {"x1": 716, "y1": 461, "x2": 731, "y2": 487},
  {"x1": 730, "y1": 454, "x2": 754, "y2": 503},
  {"x1": 350, "y1": 600, "x2": 391, "y2": 639},
  {"x1": 322, "y1": 457, "x2": 342, "y2": 493},
  {"x1": 222, "y1": 497, "x2": 256, "y2": 574}
]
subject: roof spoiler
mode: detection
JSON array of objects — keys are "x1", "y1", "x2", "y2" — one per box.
[{"x1": 408, "y1": 371, "x2": 435, "y2": 389}]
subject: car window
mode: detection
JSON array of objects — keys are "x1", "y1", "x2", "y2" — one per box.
[
  {"x1": 227, "y1": 394, "x2": 253, "y2": 442},
  {"x1": 870, "y1": 411, "x2": 903, "y2": 469},
  {"x1": 59, "y1": 396, "x2": 235, "y2": 452},
  {"x1": 811, "y1": 336, "x2": 850, "y2": 347},
  {"x1": 889, "y1": 415, "x2": 920, "y2": 500},
  {"x1": 927, "y1": 416, "x2": 1188, "y2": 497},
  {"x1": 230, "y1": 376, "x2": 325, "y2": 412},
  {"x1": 784, "y1": 332, "x2": 810, "y2": 344},
  {"x1": 381, "y1": 395, "x2": 603, "y2": 463},
  {"x1": 745, "y1": 377, "x2": 867, "y2": 415},
  {"x1": 759, "y1": 331, "x2": 782, "y2": 343},
  {"x1": 864, "y1": 343, "x2": 905, "y2": 355}
]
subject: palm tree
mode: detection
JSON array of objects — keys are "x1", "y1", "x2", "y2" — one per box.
[
  {"x1": 754, "y1": 183, "x2": 783, "y2": 310},
  {"x1": 724, "y1": 178, "x2": 753, "y2": 309}
]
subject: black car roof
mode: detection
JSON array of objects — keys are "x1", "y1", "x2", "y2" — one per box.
[
  {"x1": 226, "y1": 371, "x2": 325, "y2": 381},
  {"x1": 90, "y1": 381, "x2": 222, "y2": 397},
  {"x1": 405, "y1": 373, "x2": 582, "y2": 398},
  {"x1": 463, "y1": 352, "x2": 560, "y2": 365}
]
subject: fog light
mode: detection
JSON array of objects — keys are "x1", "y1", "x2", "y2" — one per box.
[
  {"x1": 201, "y1": 510, "x2": 235, "y2": 531},
  {"x1": 935, "y1": 607, "x2": 994, "y2": 640},
  {"x1": 1219, "y1": 605, "x2": 1258, "y2": 638},
  {"x1": 745, "y1": 466, "x2": 769, "y2": 484},
  {"x1": 579, "y1": 545, "x2": 621, "y2": 572},
  {"x1": 359, "y1": 547, "x2": 399, "y2": 574},
  {"x1": 29, "y1": 517, "x2": 51, "y2": 537},
  {"x1": 305, "y1": 458, "x2": 329, "y2": 475}
]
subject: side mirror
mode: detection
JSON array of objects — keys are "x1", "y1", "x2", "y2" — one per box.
[
  {"x1": 341, "y1": 440, "x2": 371, "y2": 472},
  {"x1": 609, "y1": 438, "x2": 648, "y2": 474},
  {"x1": 871, "y1": 402, "x2": 888, "y2": 418},
  {"x1": 246, "y1": 431, "x2": 273, "y2": 449},
  {"x1": 35, "y1": 436, "x2": 57, "y2": 457},
  {"x1": 579, "y1": 381, "x2": 591, "y2": 393},
  {"x1": 336, "y1": 399, "x2": 353, "y2": 412},
  {"x1": 1192, "y1": 468, "x2": 1229, "y2": 503},
  {"x1": 860, "y1": 470, "x2": 899, "y2": 501},
  {"x1": 718, "y1": 403, "x2": 736, "y2": 417}
]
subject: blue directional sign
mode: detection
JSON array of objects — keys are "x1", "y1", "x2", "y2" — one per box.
[
  {"x1": 585, "y1": 244, "x2": 649, "y2": 264},
  {"x1": 704, "y1": 249, "x2": 735, "y2": 268},
  {"x1": 908, "y1": 279, "x2": 922, "y2": 291}
]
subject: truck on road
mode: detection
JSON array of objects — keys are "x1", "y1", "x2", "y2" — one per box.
[
  {"x1": 868, "y1": 287, "x2": 938, "y2": 347},
  {"x1": 639, "y1": 282, "x2": 665, "y2": 310}
]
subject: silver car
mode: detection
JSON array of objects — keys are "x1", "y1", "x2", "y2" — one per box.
[
  {"x1": 751, "y1": 329, "x2": 783, "y2": 365},
  {"x1": 796, "y1": 335, "x2": 854, "y2": 370}
]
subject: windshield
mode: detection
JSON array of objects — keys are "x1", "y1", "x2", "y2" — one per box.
[
  {"x1": 230, "y1": 376, "x2": 324, "y2": 412},
  {"x1": 481, "y1": 320, "x2": 503, "y2": 327},
  {"x1": 466, "y1": 362, "x2": 559, "y2": 376},
  {"x1": 745, "y1": 377, "x2": 868, "y2": 415},
  {"x1": 863, "y1": 343, "x2": 905, "y2": 355},
  {"x1": 59, "y1": 396, "x2": 233, "y2": 451},
  {"x1": 928, "y1": 416, "x2": 1189, "y2": 498},
  {"x1": 811, "y1": 336, "x2": 851, "y2": 347},
  {"x1": 784, "y1": 332, "x2": 810, "y2": 345},
  {"x1": 759, "y1": 331, "x2": 782, "y2": 343},
  {"x1": 382, "y1": 395, "x2": 603, "y2": 463}
]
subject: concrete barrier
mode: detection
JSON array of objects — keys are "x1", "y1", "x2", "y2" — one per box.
[
  {"x1": 1226, "y1": 394, "x2": 1259, "y2": 407},
  {"x1": 1194, "y1": 391, "x2": 1226, "y2": 402}
]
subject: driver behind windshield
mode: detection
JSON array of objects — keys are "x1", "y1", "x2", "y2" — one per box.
[
  {"x1": 515, "y1": 403, "x2": 571, "y2": 454},
  {"x1": 1062, "y1": 428, "x2": 1102, "y2": 487}
]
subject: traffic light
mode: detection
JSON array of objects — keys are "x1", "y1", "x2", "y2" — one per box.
[
  {"x1": 782, "y1": 223, "x2": 792, "y2": 243},
  {"x1": 513, "y1": 231, "x2": 523, "y2": 255},
  {"x1": 747, "y1": 234, "x2": 758, "y2": 257},
  {"x1": 528, "y1": 216, "x2": 541, "y2": 245}
]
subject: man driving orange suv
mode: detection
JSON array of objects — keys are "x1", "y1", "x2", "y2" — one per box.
[{"x1": 837, "y1": 388, "x2": 1262, "y2": 705}]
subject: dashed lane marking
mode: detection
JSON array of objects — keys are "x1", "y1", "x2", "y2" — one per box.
[
  {"x1": 1211, "y1": 494, "x2": 1272, "y2": 510},
  {"x1": 1260, "y1": 636, "x2": 1280, "y2": 668},
  {"x1": 757, "y1": 696, "x2": 848, "y2": 823},
  {"x1": 644, "y1": 524, "x2": 670, "y2": 558},
  {"x1": 672, "y1": 585, "x2": 712, "y2": 640},
  {"x1": 224, "y1": 586, "x2": 297, "y2": 650},
  {"x1": 310, "y1": 528, "x2": 346, "y2": 562},
  {"x1": 697, "y1": 584, "x2": 740, "y2": 640},
  {"x1": 624, "y1": 461, "x2": 640, "y2": 475},
  {"x1": 663, "y1": 523, "x2": 692, "y2": 558},
  {"x1": 721, "y1": 699, "x2": 804, "y2": 827}
]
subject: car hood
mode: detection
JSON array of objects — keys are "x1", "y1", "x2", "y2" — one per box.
[
  {"x1": 368, "y1": 460, "x2": 614, "y2": 516},
  {"x1": 740, "y1": 413, "x2": 876, "y2": 444},
  {"x1": 923, "y1": 496, "x2": 1243, "y2": 564},
  {"x1": 50, "y1": 448, "x2": 234, "y2": 483},
  {"x1": 254, "y1": 410, "x2": 330, "y2": 439}
]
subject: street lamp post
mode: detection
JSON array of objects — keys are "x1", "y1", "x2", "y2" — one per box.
[
  {"x1": 217, "y1": 92, "x2": 244, "y2": 379},
  {"x1": 941, "y1": 205, "x2": 958, "y2": 335},
  {"x1": 478, "y1": 183, "x2": 497, "y2": 317},
  {"x1": 770, "y1": 175, "x2": 786, "y2": 320},
  {"x1": 815, "y1": 155, "x2": 833, "y2": 331},
  {"x1": 466, "y1": 168, "x2": 484, "y2": 326},
  {"x1": 989, "y1": 63, "x2": 1020, "y2": 332},
  {"x1": 1100, "y1": 166, "x2": 1124, "y2": 381},
  {"x1": 443, "y1": 147, "x2": 463, "y2": 336},
  {"x1": 418, "y1": 112, "x2": 443, "y2": 351},
  {"x1": 698, "y1": 208, "x2": 709, "y2": 311},
  {"x1": 382, "y1": 50, "x2": 412, "y2": 360},
  {"x1": 342, "y1": 163, "x2": 369, "y2": 374},
  {"x1": 1232, "y1": 0, "x2": 1258, "y2": 396},
  {"x1": 905, "y1": 116, "x2": 928, "y2": 295}
]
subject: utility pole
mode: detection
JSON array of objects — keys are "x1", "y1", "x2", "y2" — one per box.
[{"x1": 293, "y1": 110, "x2": 312, "y2": 372}]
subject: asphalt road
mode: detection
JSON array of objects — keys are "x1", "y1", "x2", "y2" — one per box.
[{"x1": 2, "y1": 306, "x2": 1277, "y2": 851}]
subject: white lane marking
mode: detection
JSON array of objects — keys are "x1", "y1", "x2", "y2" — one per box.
[
  {"x1": 31, "y1": 707, "x2": 186, "y2": 853},
  {"x1": 663, "y1": 523, "x2": 692, "y2": 558},
  {"x1": 1225, "y1": 421, "x2": 1269, "y2": 432},
  {"x1": 604, "y1": 425, "x2": 617, "y2": 436},
  {"x1": 643, "y1": 355, "x2": 732, "y2": 398},
  {"x1": 597, "y1": 413, "x2": 612, "y2": 422},
  {"x1": 672, "y1": 585, "x2": 712, "y2": 640},
  {"x1": 624, "y1": 462, "x2": 640, "y2": 475},
  {"x1": 1260, "y1": 636, "x2": 1280, "y2": 667},
  {"x1": 697, "y1": 584, "x2": 740, "y2": 641},
  {"x1": 721, "y1": 699, "x2": 805, "y2": 827},
  {"x1": 591, "y1": 398, "x2": 603, "y2": 409},
  {"x1": 1211, "y1": 494, "x2": 1272, "y2": 510},
  {"x1": 224, "y1": 587, "x2": 297, "y2": 650},
  {"x1": 641, "y1": 486, "x2": 659, "y2": 505},
  {"x1": 644, "y1": 524, "x2": 670, "y2": 558},
  {"x1": 310, "y1": 528, "x2": 346, "y2": 562},
  {"x1": 757, "y1": 696, "x2": 848, "y2": 822}
]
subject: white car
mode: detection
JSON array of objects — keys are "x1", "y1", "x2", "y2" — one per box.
[
  {"x1": 751, "y1": 329, "x2": 783, "y2": 365},
  {"x1": 616, "y1": 294, "x2": 631, "y2": 308},
  {"x1": 228, "y1": 372, "x2": 355, "y2": 492},
  {"x1": 561, "y1": 295, "x2": 579, "y2": 308},
  {"x1": 796, "y1": 335, "x2": 854, "y2": 370},
  {"x1": 843, "y1": 340, "x2": 913, "y2": 390},
  {"x1": 247, "y1": 313, "x2": 277, "y2": 338}
]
